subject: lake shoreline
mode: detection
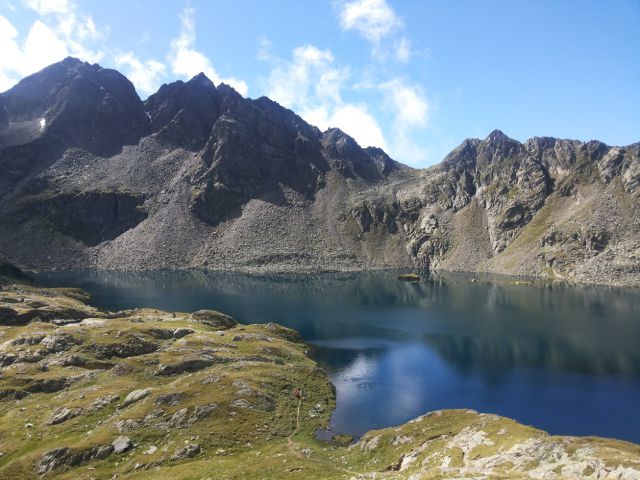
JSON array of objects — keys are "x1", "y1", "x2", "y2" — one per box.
[{"x1": 1, "y1": 278, "x2": 639, "y2": 479}]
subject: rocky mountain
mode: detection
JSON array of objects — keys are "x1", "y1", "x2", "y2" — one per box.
[{"x1": 1, "y1": 57, "x2": 639, "y2": 285}]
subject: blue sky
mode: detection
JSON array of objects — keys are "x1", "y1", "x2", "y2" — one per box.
[{"x1": 1, "y1": 0, "x2": 638, "y2": 166}]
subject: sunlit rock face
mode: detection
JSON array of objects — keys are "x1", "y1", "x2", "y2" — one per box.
[{"x1": 1, "y1": 58, "x2": 639, "y2": 286}]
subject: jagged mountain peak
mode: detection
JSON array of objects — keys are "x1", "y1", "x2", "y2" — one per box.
[
  {"x1": 190, "y1": 72, "x2": 214, "y2": 85},
  {"x1": 2, "y1": 57, "x2": 638, "y2": 287},
  {"x1": 1, "y1": 56, "x2": 142, "y2": 120},
  {"x1": 144, "y1": 74, "x2": 222, "y2": 150},
  {"x1": 0, "y1": 56, "x2": 148, "y2": 162},
  {"x1": 321, "y1": 127, "x2": 362, "y2": 149},
  {"x1": 58, "y1": 56, "x2": 85, "y2": 67},
  {"x1": 483, "y1": 129, "x2": 516, "y2": 145},
  {"x1": 216, "y1": 82, "x2": 243, "y2": 101}
]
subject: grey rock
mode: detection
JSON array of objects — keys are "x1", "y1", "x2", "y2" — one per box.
[
  {"x1": 156, "y1": 356, "x2": 225, "y2": 376},
  {"x1": 93, "y1": 444, "x2": 114, "y2": 460},
  {"x1": 91, "y1": 335, "x2": 158, "y2": 359},
  {"x1": 170, "y1": 443, "x2": 200, "y2": 461},
  {"x1": 88, "y1": 394, "x2": 120, "y2": 411},
  {"x1": 190, "y1": 310, "x2": 237, "y2": 329},
  {"x1": 154, "y1": 392, "x2": 185, "y2": 406},
  {"x1": 120, "y1": 387, "x2": 152, "y2": 408},
  {"x1": 113, "y1": 419, "x2": 142, "y2": 432},
  {"x1": 172, "y1": 328, "x2": 194, "y2": 338},
  {"x1": 48, "y1": 407, "x2": 80, "y2": 425},
  {"x1": 40, "y1": 332, "x2": 79, "y2": 353},
  {"x1": 112, "y1": 435, "x2": 133, "y2": 454},
  {"x1": 37, "y1": 448, "x2": 73, "y2": 474},
  {"x1": 36, "y1": 444, "x2": 114, "y2": 473}
]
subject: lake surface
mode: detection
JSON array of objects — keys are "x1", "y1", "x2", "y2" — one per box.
[{"x1": 36, "y1": 270, "x2": 640, "y2": 443}]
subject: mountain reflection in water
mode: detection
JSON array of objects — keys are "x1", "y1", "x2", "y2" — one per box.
[{"x1": 36, "y1": 270, "x2": 640, "y2": 442}]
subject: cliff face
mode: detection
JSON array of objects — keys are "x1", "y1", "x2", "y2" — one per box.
[
  {"x1": 353, "y1": 131, "x2": 640, "y2": 285},
  {"x1": 1, "y1": 58, "x2": 639, "y2": 285}
]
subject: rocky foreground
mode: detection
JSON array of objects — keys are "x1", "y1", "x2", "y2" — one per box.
[{"x1": 1, "y1": 272, "x2": 639, "y2": 479}]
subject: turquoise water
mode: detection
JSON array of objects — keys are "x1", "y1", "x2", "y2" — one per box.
[{"x1": 36, "y1": 270, "x2": 640, "y2": 443}]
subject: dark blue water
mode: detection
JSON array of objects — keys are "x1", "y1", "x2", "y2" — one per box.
[{"x1": 36, "y1": 270, "x2": 640, "y2": 443}]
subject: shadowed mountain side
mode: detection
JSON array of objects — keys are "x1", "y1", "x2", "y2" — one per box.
[{"x1": 0, "y1": 58, "x2": 639, "y2": 285}]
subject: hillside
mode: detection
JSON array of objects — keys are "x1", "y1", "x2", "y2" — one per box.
[
  {"x1": 0, "y1": 58, "x2": 639, "y2": 285},
  {"x1": 1, "y1": 277, "x2": 639, "y2": 479}
]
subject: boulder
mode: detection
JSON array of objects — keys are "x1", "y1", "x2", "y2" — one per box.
[
  {"x1": 112, "y1": 436, "x2": 133, "y2": 454},
  {"x1": 156, "y1": 357, "x2": 222, "y2": 376},
  {"x1": 173, "y1": 328, "x2": 194, "y2": 338},
  {"x1": 40, "y1": 332, "x2": 80, "y2": 353},
  {"x1": 120, "y1": 388, "x2": 152, "y2": 408},
  {"x1": 398, "y1": 273, "x2": 421, "y2": 282},
  {"x1": 48, "y1": 407, "x2": 80, "y2": 425},
  {"x1": 190, "y1": 310, "x2": 237, "y2": 330},
  {"x1": 154, "y1": 392, "x2": 185, "y2": 406},
  {"x1": 37, "y1": 448, "x2": 73, "y2": 474},
  {"x1": 170, "y1": 443, "x2": 200, "y2": 461}
]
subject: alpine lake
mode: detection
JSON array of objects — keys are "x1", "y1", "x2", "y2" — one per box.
[{"x1": 35, "y1": 270, "x2": 640, "y2": 444}]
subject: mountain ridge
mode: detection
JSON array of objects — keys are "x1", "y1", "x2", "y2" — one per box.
[{"x1": 0, "y1": 58, "x2": 639, "y2": 286}]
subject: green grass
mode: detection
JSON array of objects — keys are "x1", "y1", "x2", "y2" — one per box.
[{"x1": 1, "y1": 285, "x2": 639, "y2": 479}]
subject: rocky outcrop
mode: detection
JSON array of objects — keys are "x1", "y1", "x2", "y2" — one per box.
[
  {"x1": 120, "y1": 388, "x2": 153, "y2": 408},
  {"x1": 8, "y1": 189, "x2": 147, "y2": 246},
  {"x1": 190, "y1": 309, "x2": 237, "y2": 329},
  {"x1": 0, "y1": 57, "x2": 149, "y2": 197},
  {"x1": 351, "y1": 130, "x2": 640, "y2": 284},
  {"x1": 145, "y1": 73, "x2": 221, "y2": 150}
]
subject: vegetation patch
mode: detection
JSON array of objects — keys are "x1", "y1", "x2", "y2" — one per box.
[{"x1": 0, "y1": 281, "x2": 639, "y2": 479}]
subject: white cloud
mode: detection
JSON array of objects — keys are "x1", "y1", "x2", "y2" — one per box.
[
  {"x1": 22, "y1": 0, "x2": 104, "y2": 61},
  {"x1": 337, "y1": 0, "x2": 402, "y2": 44},
  {"x1": 0, "y1": 15, "x2": 20, "y2": 90},
  {"x1": 169, "y1": 7, "x2": 248, "y2": 96},
  {"x1": 22, "y1": 0, "x2": 70, "y2": 15},
  {"x1": 336, "y1": 0, "x2": 417, "y2": 64},
  {"x1": 115, "y1": 52, "x2": 166, "y2": 96},
  {"x1": 329, "y1": 104, "x2": 387, "y2": 148},
  {"x1": 0, "y1": 1, "x2": 106, "y2": 92},
  {"x1": 380, "y1": 78, "x2": 430, "y2": 165},
  {"x1": 395, "y1": 37, "x2": 411, "y2": 62},
  {"x1": 380, "y1": 78, "x2": 428, "y2": 127},
  {"x1": 264, "y1": 44, "x2": 387, "y2": 149},
  {"x1": 0, "y1": 15, "x2": 69, "y2": 91}
]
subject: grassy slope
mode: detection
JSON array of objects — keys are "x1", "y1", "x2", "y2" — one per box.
[{"x1": 1, "y1": 282, "x2": 639, "y2": 479}]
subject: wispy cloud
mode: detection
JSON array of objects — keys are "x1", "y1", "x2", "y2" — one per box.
[
  {"x1": 335, "y1": 0, "x2": 410, "y2": 62},
  {"x1": 22, "y1": 0, "x2": 105, "y2": 60},
  {"x1": 1, "y1": 3, "x2": 249, "y2": 99},
  {"x1": 262, "y1": 43, "x2": 387, "y2": 150},
  {"x1": 0, "y1": 0, "x2": 105, "y2": 91},
  {"x1": 114, "y1": 52, "x2": 165, "y2": 95},
  {"x1": 380, "y1": 78, "x2": 430, "y2": 165},
  {"x1": 260, "y1": 37, "x2": 432, "y2": 165},
  {"x1": 332, "y1": 0, "x2": 432, "y2": 165},
  {"x1": 336, "y1": 0, "x2": 402, "y2": 44},
  {"x1": 394, "y1": 36, "x2": 411, "y2": 63},
  {"x1": 169, "y1": 7, "x2": 248, "y2": 96}
]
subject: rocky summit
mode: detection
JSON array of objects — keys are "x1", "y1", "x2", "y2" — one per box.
[{"x1": 1, "y1": 58, "x2": 639, "y2": 286}]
